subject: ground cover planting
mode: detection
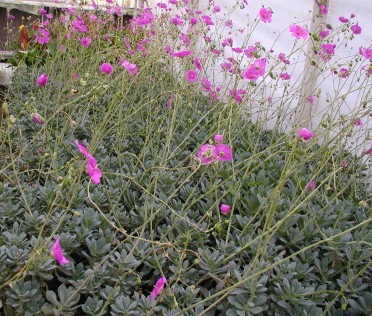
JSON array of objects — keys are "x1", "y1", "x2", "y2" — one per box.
[{"x1": 0, "y1": 1, "x2": 371, "y2": 315}]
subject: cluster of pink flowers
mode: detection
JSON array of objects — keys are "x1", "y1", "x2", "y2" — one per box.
[
  {"x1": 35, "y1": 27, "x2": 50, "y2": 45},
  {"x1": 120, "y1": 59, "x2": 138, "y2": 76},
  {"x1": 197, "y1": 134, "x2": 233, "y2": 165},
  {"x1": 75, "y1": 140, "x2": 102, "y2": 184},
  {"x1": 229, "y1": 89, "x2": 247, "y2": 104},
  {"x1": 243, "y1": 58, "x2": 267, "y2": 81},
  {"x1": 259, "y1": 6, "x2": 273, "y2": 23},
  {"x1": 320, "y1": 43, "x2": 336, "y2": 61}
]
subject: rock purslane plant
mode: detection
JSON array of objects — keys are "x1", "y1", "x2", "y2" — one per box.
[{"x1": 0, "y1": 1, "x2": 371, "y2": 315}]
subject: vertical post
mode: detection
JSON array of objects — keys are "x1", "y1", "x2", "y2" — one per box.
[{"x1": 294, "y1": 0, "x2": 330, "y2": 128}]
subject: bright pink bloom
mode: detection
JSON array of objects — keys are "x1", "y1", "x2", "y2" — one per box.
[
  {"x1": 172, "y1": 15, "x2": 184, "y2": 26},
  {"x1": 214, "y1": 6, "x2": 220, "y2": 13},
  {"x1": 322, "y1": 43, "x2": 336, "y2": 55},
  {"x1": 289, "y1": 25, "x2": 309, "y2": 40},
  {"x1": 120, "y1": 59, "x2": 138, "y2": 75},
  {"x1": 298, "y1": 128, "x2": 314, "y2": 140},
  {"x1": 51, "y1": 237, "x2": 69, "y2": 267},
  {"x1": 190, "y1": 17, "x2": 198, "y2": 25},
  {"x1": 307, "y1": 95, "x2": 315, "y2": 104},
  {"x1": 350, "y1": 23, "x2": 361, "y2": 35},
  {"x1": 194, "y1": 58, "x2": 202, "y2": 71},
  {"x1": 365, "y1": 148, "x2": 372, "y2": 155},
  {"x1": 220, "y1": 204, "x2": 231, "y2": 214},
  {"x1": 100, "y1": 63, "x2": 113, "y2": 75},
  {"x1": 151, "y1": 276, "x2": 166, "y2": 301},
  {"x1": 79, "y1": 37, "x2": 92, "y2": 47},
  {"x1": 75, "y1": 139, "x2": 90, "y2": 156},
  {"x1": 33, "y1": 114, "x2": 42, "y2": 125},
  {"x1": 215, "y1": 143, "x2": 233, "y2": 161},
  {"x1": 197, "y1": 144, "x2": 218, "y2": 164},
  {"x1": 319, "y1": 4, "x2": 328, "y2": 15},
  {"x1": 244, "y1": 46, "x2": 257, "y2": 58},
  {"x1": 37, "y1": 73, "x2": 48, "y2": 87},
  {"x1": 305, "y1": 180, "x2": 315, "y2": 191},
  {"x1": 280, "y1": 72, "x2": 291, "y2": 80},
  {"x1": 243, "y1": 58, "x2": 266, "y2": 81},
  {"x1": 201, "y1": 15, "x2": 214, "y2": 26},
  {"x1": 259, "y1": 6, "x2": 272, "y2": 23},
  {"x1": 172, "y1": 50, "x2": 192, "y2": 58},
  {"x1": 225, "y1": 20, "x2": 233, "y2": 28},
  {"x1": 186, "y1": 69, "x2": 198, "y2": 83},
  {"x1": 350, "y1": 13, "x2": 356, "y2": 18},
  {"x1": 339, "y1": 16, "x2": 349, "y2": 23},
  {"x1": 86, "y1": 154, "x2": 102, "y2": 184},
  {"x1": 35, "y1": 27, "x2": 50, "y2": 44},
  {"x1": 360, "y1": 47, "x2": 372, "y2": 59},
  {"x1": 214, "y1": 134, "x2": 223, "y2": 142}
]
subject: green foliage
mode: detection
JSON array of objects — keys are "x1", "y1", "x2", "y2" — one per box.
[{"x1": 0, "y1": 5, "x2": 371, "y2": 315}]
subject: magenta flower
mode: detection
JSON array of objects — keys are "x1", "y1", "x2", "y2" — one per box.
[
  {"x1": 51, "y1": 237, "x2": 69, "y2": 267},
  {"x1": 225, "y1": 20, "x2": 233, "y2": 28},
  {"x1": 280, "y1": 72, "x2": 291, "y2": 80},
  {"x1": 339, "y1": 16, "x2": 349, "y2": 23},
  {"x1": 243, "y1": 58, "x2": 266, "y2": 81},
  {"x1": 37, "y1": 73, "x2": 48, "y2": 87},
  {"x1": 259, "y1": 6, "x2": 272, "y2": 23},
  {"x1": 350, "y1": 23, "x2": 361, "y2": 35},
  {"x1": 338, "y1": 68, "x2": 349, "y2": 78},
  {"x1": 197, "y1": 144, "x2": 218, "y2": 164},
  {"x1": 32, "y1": 113, "x2": 42, "y2": 125},
  {"x1": 360, "y1": 47, "x2": 372, "y2": 59},
  {"x1": 220, "y1": 204, "x2": 231, "y2": 214},
  {"x1": 86, "y1": 154, "x2": 102, "y2": 185},
  {"x1": 298, "y1": 128, "x2": 314, "y2": 140},
  {"x1": 120, "y1": 59, "x2": 138, "y2": 76},
  {"x1": 99, "y1": 62, "x2": 113, "y2": 75},
  {"x1": 151, "y1": 276, "x2": 166, "y2": 301},
  {"x1": 322, "y1": 43, "x2": 336, "y2": 55},
  {"x1": 305, "y1": 180, "x2": 315, "y2": 191},
  {"x1": 307, "y1": 95, "x2": 315, "y2": 104},
  {"x1": 289, "y1": 25, "x2": 309, "y2": 40},
  {"x1": 365, "y1": 148, "x2": 372, "y2": 155},
  {"x1": 194, "y1": 58, "x2": 202, "y2": 71},
  {"x1": 172, "y1": 50, "x2": 192, "y2": 58},
  {"x1": 79, "y1": 37, "x2": 92, "y2": 47},
  {"x1": 215, "y1": 143, "x2": 233, "y2": 161},
  {"x1": 186, "y1": 69, "x2": 198, "y2": 83},
  {"x1": 201, "y1": 15, "x2": 214, "y2": 26},
  {"x1": 75, "y1": 139, "x2": 90, "y2": 156},
  {"x1": 214, "y1": 6, "x2": 220, "y2": 13},
  {"x1": 214, "y1": 134, "x2": 223, "y2": 142},
  {"x1": 355, "y1": 118, "x2": 362, "y2": 126},
  {"x1": 341, "y1": 161, "x2": 348, "y2": 168},
  {"x1": 319, "y1": 4, "x2": 328, "y2": 15}
]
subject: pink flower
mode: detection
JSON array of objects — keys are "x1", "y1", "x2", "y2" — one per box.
[
  {"x1": 307, "y1": 95, "x2": 315, "y2": 104},
  {"x1": 197, "y1": 144, "x2": 218, "y2": 164},
  {"x1": 151, "y1": 276, "x2": 166, "y2": 301},
  {"x1": 51, "y1": 237, "x2": 69, "y2": 267},
  {"x1": 280, "y1": 72, "x2": 291, "y2": 80},
  {"x1": 341, "y1": 161, "x2": 348, "y2": 168},
  {"x1": 319, "y1": 30, "x2": 330, "y2": 38},
  {"x1": 201, "y1": 15, "x2": 214, "y2": 26},
  {"x1": 365, "y1": 148, "x2": 372, "y2": 155},
  {"x1": 289, "y1": 25, "x2": 309, "y2": 40},
  {"x1": 339, "y1": 16, "x2": 349, "y2": 23},
  {"x1": 305, "y1": 180, "x2": 315, "y2": 191},
  {"x1": 244, "y1": 46, "x2": 257, "y2": 58},
  {"x1": 86, "y1": 154, "x2": 102, "y2": 184},
  {"x1": 79, "y1": 37, "x2": 92, "y2": 47},
  {"x1": 214, "y1": 134, "x2": 223, "y2": 142},
  {"x1": 214, "y1": 6, "x2": 220, "y2": 13},
  {"x1": 172, "y1": 50, "x2": 192, "y2": 58},
  {"x1": 215, "y1": 143, "x2": 233, "y2": 161},
  {"x1": 259, "y1": 6, "x2": 272, "y2": 23},
  {"x1": 225, "y1": 20, "x2": 233, "y2": 28},
  {"x1": 338, "y1": 68, "x2": 349, "y2": 78},
  {"x1": 355, "y1": 118, "x2": 362, "y2": 126},
  {"x1": 32, "y1": 114, "x2": 42, "y2": 125},
  {"x1": 120, "y1": 59, "x2": 138, "y2": 75},
  {"x1": 166, "y1": 93, "x2": 172, "y2": 109},
  {"x1": 37, "y1": 73, "x2": 48, "y2": 87},
  {"x1": 298, "y1": 128, "x2": 314, "y2": 140},
  {"x1": 319, "y1": 4, "x2": 328, "y2": 15},
  {"x1": 194, "y1": 58, "x2": 202, "y2": 71},
  {"x1": 350, "y1": 23, "x2": 361, "y2": 35},
  {"x1": 75, "y1": 139, "x2": 90, "y2": 156},
  {"x1": 7, "y1": 14, "x2": 15, "y2": 20},
  {"x1": 360, "y1": 47, "x2": 372, "y2": 59},
  {"x1": 100, "y1": 62, "x2": 113, "y2": 75},
  {"x1": 322, "y1": 43, "x2": 336, "y2": 55},
  {"x1": 220, "y1": 204, "x2": 231, "y2": 214},
  {"x1": 243, "y1": 58, "x2": 266, "y2": 81},
  {"x1": 186, "y1": 69, "x2": 198, "y2": 83}
]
